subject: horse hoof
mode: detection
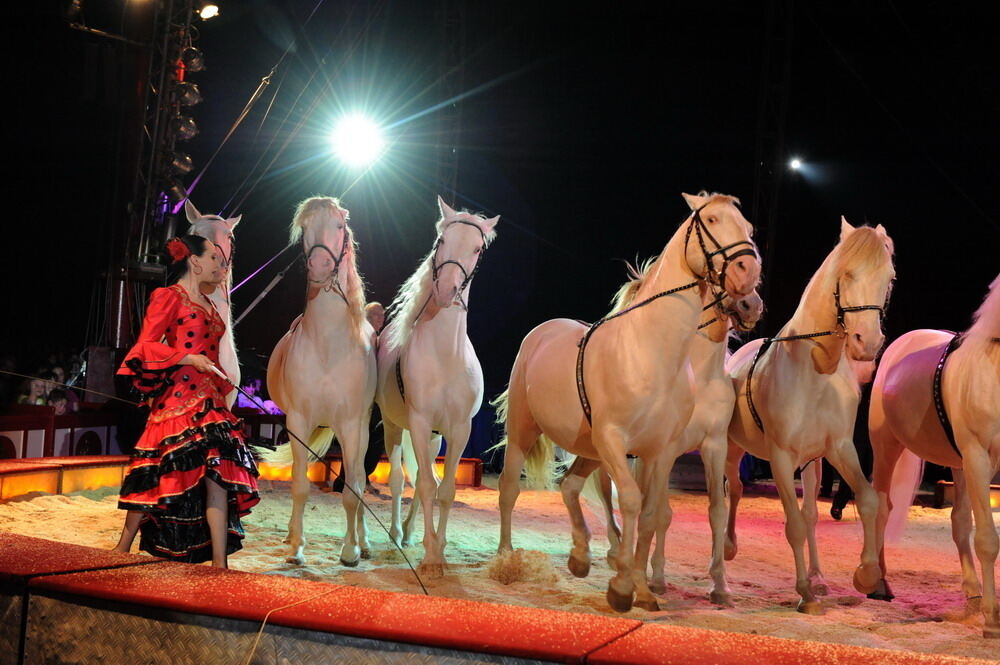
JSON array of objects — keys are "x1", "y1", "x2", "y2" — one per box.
[
  {"x1": 418, "y1": 563, "x2": 445, "y2": 579},
  {"x1": 724, "y1": 541, "x2": 737, "y2": 561},
  {"x1": 567, "y1": 553, "x2": 591, "y2": 578},
  {"x1": 606, "y1": 585, "x2": 634, "y2": 613},
  {"x1": 401, "y1": 538, "x2": 413, "y2": 549},
  {"x1": 340, "y1": 556, "x2": 360, "y2": 568},
  {"x1": 797, "y1": 599, "x2": 824, "y2": 615},
  {"x1": 286, "y1": 554, "x2": 304, "y2": 565},
  {"x1": 710, "y1": 590, "x2": 734, "y2": 607},
  {"x1": 360, "y1": 548, "x2": 372, "y2": 560},
  {"x1": 852, "y1": 563, "x2": 881, "y2": 595},
  {"x1": 866, "y1": 579, "x2": 895, "y2": 602},
  {"x1": 633, "y1": 597, "x2": 660, "y2": 612},
  {"x1": 649, "y1": 579, "x2": 666, "y2": 595}
]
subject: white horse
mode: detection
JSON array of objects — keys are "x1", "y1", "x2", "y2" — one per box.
[
  {"x1": 868, "y1": 272, "x2": 1000, "y2": 638},
  {"x1": 724, "y1": 218, "x2": 895, "y2": 614},
  {"x1": 185, "y1": 200, "x2": 241, "y2": 406},
  {"x1": 376, "y1": 196, "x2": 498, "y2": 577},
  {"x1": 594, "y1": 282, "x2": 763, "y2": 606},
  {"x1": 496, "y1": 192, "x2": 760, "y2": 612},
  {"x1": 265, "y1": 197, "x2": 376, "y2": 566}
]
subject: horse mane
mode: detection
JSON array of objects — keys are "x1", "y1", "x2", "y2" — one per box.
[
  {"x1": 964, "y1": 272, "x2": 1000, "y2": 350},
  {"x1": 796, "y1": 225, "x2": 894, "y2": 318},
  {"x1": 384, "y1": 208, "x2": 496, "y2": 352},
  {"x1": 291, "y1": 196, "x2": 368, "y2": 343},
  {"x1": 609, "y1": 256, "x2": 658, "y2": 314}
]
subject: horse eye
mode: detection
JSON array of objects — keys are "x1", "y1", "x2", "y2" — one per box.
[
  {"x1": 474, "y1": 247, "x2": 482, "y2": 254},
  {"x1": 708, "y1": 217, "x2": 717, "y2": 223}
]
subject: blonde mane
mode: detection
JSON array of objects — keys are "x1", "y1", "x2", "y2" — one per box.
[
  {"x1": 609, "y1": 256, "x2": 658, "y2": 314},
  {"x1": 796, "y1": 225, "x2": 894, "y2": 319},
  {"x1": 385, "y1": 209, "x2": 496, "y2": 352},
  {"x1": 291, "y1": 196, "x2": 367, "y2": 343},
  {"x1": 964, "y1": 272, "x2": 1000, "y2": 351}
]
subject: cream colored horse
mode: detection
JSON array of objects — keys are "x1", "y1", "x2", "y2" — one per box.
[
  {"x1": 185, "y1": 200, "x2": 241, "y2": 407},
  {"x1": 725, "y1": 218, "x2": 895, "y2": 614},
  {"x1": 594, "y1": 284, "x2": 763, "y2": 606},
  {"x1": 265, "y1": 197, "x2": 376, "y2": 566},
  {"x1": 496, "y1": 193, "x2": 761, "y2": 612},
  {"x1": 376, "y1": 196, "x2": 498, "y2": 577},
  {"x1": 868, "y1": 272, "x2": 1000, "y2": 638}
]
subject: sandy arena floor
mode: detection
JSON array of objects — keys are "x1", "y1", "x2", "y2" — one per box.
[{"x1": 0, "y1": 477, "x2": 997, "y2": 661}]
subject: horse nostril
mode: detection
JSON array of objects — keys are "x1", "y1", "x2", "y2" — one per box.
[{"x1": 853, "y1": 333, "x2": 863, "y2": 345}]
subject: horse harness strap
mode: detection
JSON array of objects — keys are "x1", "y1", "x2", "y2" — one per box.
[
  {"x1": 305, "y1": 228, "x2": 350, "y2": 303},
  {"x1": 395, "y1": 357, "x2": 406, "y2": 401},
  {"x1": 933, "y1": 333, "x2": 963, "y2": 459},
  {"x1": 432, "y1": 219, "x2": 488, "y2": 311},
  {"x1": 576, "y1": 280, "x2": 699, "y2": 424}
]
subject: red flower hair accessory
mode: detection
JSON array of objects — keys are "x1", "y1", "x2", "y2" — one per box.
[{"x1": 167, "y1": 238, "x2": 191, "y2": 263}]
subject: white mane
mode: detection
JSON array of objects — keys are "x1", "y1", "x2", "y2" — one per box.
[{"x1": 965, "y1": 272, "x2": 1000, "y2": 351}]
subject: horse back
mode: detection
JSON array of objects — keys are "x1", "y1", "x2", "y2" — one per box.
[{"x1": 871, "y1": 329, "x2": 962, "y2": 468}]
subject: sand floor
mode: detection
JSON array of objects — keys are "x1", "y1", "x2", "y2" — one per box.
[{"x1": 0, "y1": 478, "x2": 997, "y2": 661}]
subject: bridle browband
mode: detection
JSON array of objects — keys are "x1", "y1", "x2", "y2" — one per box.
[
  {"x1": 304, "y1": 223, "x2": 351, "y2": 303},
  {"x1": 576, "y1": 203, "x2": 758, "y2": 424},
  {"x1": 430, "y1": 218, "x2": 489, "y2": 311},
  {"x1": 745, "y1": 278, "x2": 892, "y2": 433}
]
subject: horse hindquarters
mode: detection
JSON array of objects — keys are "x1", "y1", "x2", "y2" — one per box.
[{"x1": 497, "y1": 363, "x2": 544, "y2": 554}]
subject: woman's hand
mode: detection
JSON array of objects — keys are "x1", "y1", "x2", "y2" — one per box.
[{"x1": 181, "y1": 354, "x2": 215, "y2": 373}]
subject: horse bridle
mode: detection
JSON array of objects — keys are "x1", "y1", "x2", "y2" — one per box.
[
  {"x1": 304, "y1": 224, "x2": 350, "y2": 302},
  {"x1": 684, "y1": 204, "x2": 759, "y2": 294},
  {"x1": 430, "y1": 219, "x2": 488, "y2": 311},
  {"x1": 834, "y1": 280, "x2": 891, "y2": 333}
]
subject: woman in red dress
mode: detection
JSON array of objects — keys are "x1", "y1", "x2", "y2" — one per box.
[{"x1": 112, "y1": 235, "x2": 259, "y2": 567}]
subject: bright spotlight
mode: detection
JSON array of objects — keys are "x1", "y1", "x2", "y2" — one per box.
[
  {"x1": 789, "y1": 157, "x2": 802, "y2": 171},
  {"x1": 198, "y1": 3, "x2": 220, "y2": 20},
  {"x1": 329, "y1": 115, "x2": 385, "y2": 167}
]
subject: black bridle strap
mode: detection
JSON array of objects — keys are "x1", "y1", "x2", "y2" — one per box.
[
  {"x1": 431, "y1": 219, "x2": 488, "y2": 311},
  {"x1": 305, "y1": 228, "x2": 350, "y2": 303}
]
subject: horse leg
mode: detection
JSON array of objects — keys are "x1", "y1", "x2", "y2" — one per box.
[
  {"x1": 402, "y1": 433, "x2": 439, "y2": 547},
  {"x1": 644, "y1": 456, "x2": 672, "y2": 597},
  {"x1": 633, "y1": 455, "x2": 668, "y2": 612},
  {"x1": 597, "y1": 468, "x2": 623, "y2": 568},
  {"x1": 868, "y1": 429, "x2": 903, "y2": 601},
  {"x1": 596, "y1": 426, "x2": 642, "y2": 613},
  {"x1": 498, "y1": 393, "x2": 539, "y2": 554},
  {"x1": 724, "y1": 445, "x2": 745, "y2": 561},
  {"x1": 827, "y1": 439, "x2": 881, "y2": 595},
  {"x1": 409, "y1": 414, "x2": 444, "y2": 577},
  {"x1": 800, "y1": 459, "x2": 829, "y2": 596},
  {"x1": 336, "y1": 419, "x2": 367, "y2": 567},
  {"x1": 285, "y1": 414, "x2": 310, "y2": 564},
  {"x1": 950, "y1": 469, "x2": 983, "y2": 613},
  {"x1": 435, "y1": 423, "x2": 471, "y2": 563},
  {"x1": 560, "y1": 457, "x2": 601, "y2": 578},
  {"x1": 771, "y1": 448, "x2": 822, "y2": 614},
  {"x1": 958, "y1": 447, "x2": 1000, "y2": 638},
  {"x1": 384, "y1": 420, "x2": 407, "y2": 548},
  {"x1": 702, "y1": 436, "x2": 734, "y2": 606}
]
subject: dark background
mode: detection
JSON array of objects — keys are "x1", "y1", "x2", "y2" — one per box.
[{"x1": 6, "y1": 2, "x2": 999, "y2": 451}]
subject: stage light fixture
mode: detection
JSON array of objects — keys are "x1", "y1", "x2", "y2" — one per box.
[
  {"x1": 329, "y1": 114, "x2": 385, "y2": 167},
  {"x1": 165, "y1": 178, "x2": 188, "y2": 203},
  {"x1": 172, "y1": 115, "x2": 199, "y2": 141},
  {"x1": 181, "y1": 46, "x2": 205, "y2": 73},
  {"x1": 198, "y1": 3, "x2": 219, "y2": 19},
  {"x1": 170, "y1": 152, "x2": 194, "y2": 175},
  {"x1": 789, "y1": 157, "x2": 802, "y2": 171},
  {"x1": 175, "y1": 81, "x2": 202, "y2": 106}
]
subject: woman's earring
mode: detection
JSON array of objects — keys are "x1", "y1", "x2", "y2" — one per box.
[{"x1": 193, "y1": 264, "x2": 203, "y2": 275}]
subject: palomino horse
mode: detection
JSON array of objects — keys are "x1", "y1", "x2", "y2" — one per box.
[
  {"x1": 265, "y1": 197, "x2": 376, "y2": 566},
  {"x1": 594, "y1": 282, "x2": 763, "y2": 606},
  {"x1": 725, "y1": 218, "x2": 895, "y2": 614},
  {"x1": 185, "y1": 200, "x2": 241, "y2": 407},
  {"x1": 376, "y1": 196, "x2": 498, "y2": 577},
  {"x1": 496, "y1": 192, "x2": 760, "y2": 612},
  {"x1": 868, "y1": 272, "x2": 1000, "y2": 638}
]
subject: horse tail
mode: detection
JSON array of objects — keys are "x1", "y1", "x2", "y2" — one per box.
[
  {"x1": 523, "y1": 433, "x2": 558, "y2": 490},
  {"x1": 885, "y1": 448, "x2": 924, "y2": 544},
  {"x1": 259, "y1": 427, "x2": 336, "y2": 467}
]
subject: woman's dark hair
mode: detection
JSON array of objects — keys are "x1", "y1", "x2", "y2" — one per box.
[{"x1": 166, "y1": 235, "x2": 210, "y2": 285}]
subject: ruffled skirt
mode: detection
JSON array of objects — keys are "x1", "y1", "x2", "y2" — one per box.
[{"x1": 119, "y1": 400, "x2": 259, "y2": 563}]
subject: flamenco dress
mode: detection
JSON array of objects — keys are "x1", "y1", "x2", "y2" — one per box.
[{"x1": 117, "y1": 284, "x2": 259, "y2": 563}]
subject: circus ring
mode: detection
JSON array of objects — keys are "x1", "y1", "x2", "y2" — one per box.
[{"x1": 0, "y1": 458, "x2": 998, "y2": 664}]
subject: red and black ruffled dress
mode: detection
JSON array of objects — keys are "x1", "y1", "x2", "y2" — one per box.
[{"x1": 117, "y1": 284, "x2": 259, "y2": 563}]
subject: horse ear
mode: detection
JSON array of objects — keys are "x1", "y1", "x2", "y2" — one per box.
[
  {"x1": 874, "y1": 223, "x2": 886, "y2": 236},
  {"x1": 682, "y1": 192, "x2": 707, "y2": 211},
  {"x1": 184, "y1": 199, "x2": 203, "y2": 223},
  {"x1": 437, "y1": 195, "x2": 457, "y2": 220},
  {"x1": 225, "y1": 215, "x2": 242, "y2": 231},
  {"x1": 840, "y1": 215, "x2": 855, "y2": 240},
  {"x1": 482, "y1": 215, "x2": 499, "y2": 234}
]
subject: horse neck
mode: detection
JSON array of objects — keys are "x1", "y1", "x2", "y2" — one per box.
[
  {"x1": 411, "y1": 287, "x2": 470, "y2": 354},
  {"x1": 690, "y1": 320, "x2": 729, "y2": 377},
  {"x1": 784, "y1": 257, "x2": 845, "y2": 373},
  {"x1": 302, "y1": 274, "x2": 354, "y2": 338}
]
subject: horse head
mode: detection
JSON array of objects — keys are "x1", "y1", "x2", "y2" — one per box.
[
  {"x1": 431, "y1": 195, "x2": 498, "y2": 309},
  {"x1": 291, "y1": 196, "x2": 352, "y2": 288},
  {"x1": 185, "y1": 200, "x2": 240, "y2": 278},
  {"x1": 681, "y1": 192, "x2": 761, "y2": 298},
  {"x1": 723, "y1": 288, "x2": 764, "y2": 332},
  {"x1": 833, "y1": 217, "x2": 895, "y2": 361}
]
